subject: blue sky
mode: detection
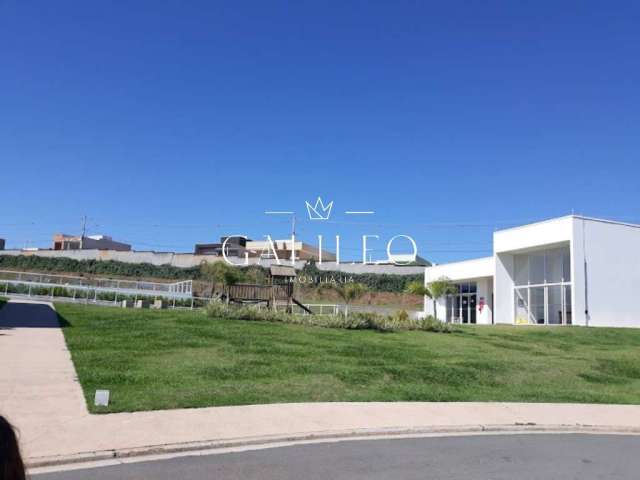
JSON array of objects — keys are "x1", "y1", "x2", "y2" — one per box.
[{"x1": 1, "y1": 1, "x2": 639, "y2": 263}]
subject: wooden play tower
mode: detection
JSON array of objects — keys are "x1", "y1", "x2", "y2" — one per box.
[{"x1": 226, "y1": 265, "x2": 311, "y2": 313}]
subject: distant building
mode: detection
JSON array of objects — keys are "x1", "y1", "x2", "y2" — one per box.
[
  {"x1": 245, "y1": 239, "x2": 336, "y2": 262},
  {"x1": 194, "y1": 236, "x2": 336, "y2": 262},
  {"x1": 52, "y1": 234, "x2": 131, "y2": 251},
  {"x1": 194, "y1": 236, "x2": 249, "y2": 257},
  {"x1": 0, "y1": 238, "x2": 5, "y2": 250}
]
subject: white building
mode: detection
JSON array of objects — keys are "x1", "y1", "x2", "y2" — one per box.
[{"x1": 424, "y1": 215, "x2": 640, "y2": 328}]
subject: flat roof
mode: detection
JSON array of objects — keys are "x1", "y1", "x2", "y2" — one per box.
[{"x1": 496, "y1": 214, "x2": 640, "y2": 234}]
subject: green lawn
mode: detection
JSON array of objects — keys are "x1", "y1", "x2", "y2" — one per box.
[{"x1": 56, "y1": 303, "x2": 640, "y2": 413}]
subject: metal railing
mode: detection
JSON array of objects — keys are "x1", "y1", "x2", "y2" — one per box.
[{"x1": 0, "y1": 270, "x2": 193, "y2": 302}]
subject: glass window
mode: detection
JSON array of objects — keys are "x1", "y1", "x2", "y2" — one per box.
[
  {"x1": 459, "y1": 282, "x2": 470, "y2": 293},
  {"x1": 469, "y1": 282, "x2": 477, "y2": 293},
  {"x1": 545, "y1": 248, "x2": 564, "y2": 283},
  {"x1": 514, "y1": 255, "x2": 529, "y2": 286},
  {"x1": 514, "y1": 289, "x2": 529, "y2": 324},
  {"x1": 562, "y1": 248, "x2": 571, "y2": 282},
  {"x1": 529, "y1": 254, "x2": 545, "y2": 285},
  {"x1": 530, "y1": 287, "x2": 545, "y2": 324},
  {"x1": 547, "y1": 285, "x2": 562, "y2": 324},
  {"x1": 514, "y1": 245, "x2": 570, "y2": 285}
]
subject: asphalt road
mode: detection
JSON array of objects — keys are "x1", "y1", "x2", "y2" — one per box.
[{"x1": 33, "y1": 434, "x2": 640, "y2": 480}]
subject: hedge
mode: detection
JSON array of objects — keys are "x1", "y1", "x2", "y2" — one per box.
[{"x1": 0, "y1": 255, "x2": 423, "y2": 293}]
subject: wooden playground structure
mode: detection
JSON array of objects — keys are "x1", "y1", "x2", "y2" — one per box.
[{"x1": 226, "y1": 265, "x2": 312, "y2": 313}]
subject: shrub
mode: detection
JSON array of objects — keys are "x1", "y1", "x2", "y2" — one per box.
[
  {"x1": 205, "y1": 302, "x2": 454, "y2": 333},
  {"x1": 416, "y1": 315, "x2": 454, "y2": 333}
]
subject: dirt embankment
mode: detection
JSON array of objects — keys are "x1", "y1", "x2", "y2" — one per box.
[{"x1": 296, "y1": 286, "x2": 423, "y2": 308}]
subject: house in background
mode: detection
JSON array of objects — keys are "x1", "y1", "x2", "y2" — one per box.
[
  {"x1": 194, "y1": 236, "x2": 336, "y2": 262},
  {"x1": 52, "y1": 234, "x2": 131, "y2": 251},
  {"x1": 424, "y1": 215, "x2": 640, "y2": 328},
  {"x1": 194, "y1": 236, "x2": 249, "y2": 257},
  {"x1": 244, "y1": 239, "x2": 336, "y2": 262}
]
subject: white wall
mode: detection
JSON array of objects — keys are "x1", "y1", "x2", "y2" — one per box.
[
  {"x1": 425, "y1": 257, "x2": 494, "y2": 282},
  {"x1": 494, "y1": 253, "x2": 514, "y2": 324},
  {"x1": 572, "y1": 217, "x2": 640, "y2": 328},
  {"x1": 494, "y1": 216, "x2": 573, "y2": 253},
  {"x1": 476, "y1": 277, "x2": 493, "y2": 324}
]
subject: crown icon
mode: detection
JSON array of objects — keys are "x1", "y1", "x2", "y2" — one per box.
[{"x1": 305, "y1": 197, "x2": 333, "y2": 220}]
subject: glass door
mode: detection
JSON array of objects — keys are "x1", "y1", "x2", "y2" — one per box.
[
  {"x1": 461, "y1": 296, "x2": 469, "y2": 323},
  {"x1": 469, "y1": 295, "x2": 477, "y2": 324}
]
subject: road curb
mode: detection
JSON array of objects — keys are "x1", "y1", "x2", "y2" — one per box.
[{"x1": 26, "y1": 423, "x2": 640, "y2": 469}]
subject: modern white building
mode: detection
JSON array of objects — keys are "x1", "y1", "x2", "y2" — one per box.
[{"x1": 424, "y1": 215, "x2": 640, "y2": 328}]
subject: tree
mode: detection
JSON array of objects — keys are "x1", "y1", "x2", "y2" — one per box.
[
  {"x1": 405, "y1": 277, "x2": 457, "y2": 321},
  {"x1": 321, "y1": 282, "x2": 368, "y2": 316},
  {"x1": 200, "y1": 262, "x2": 243, "y2": 299}
]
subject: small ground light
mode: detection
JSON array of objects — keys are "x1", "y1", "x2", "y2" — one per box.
[{"x1": 94, "y1": 389, "x2": 110, "y2": 407}]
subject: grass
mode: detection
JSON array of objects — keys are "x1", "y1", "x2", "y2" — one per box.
[{"x1": 56, "y1": 303, "x2": 640, "y2": 413}]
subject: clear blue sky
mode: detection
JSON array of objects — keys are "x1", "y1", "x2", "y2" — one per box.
[{"x1": 1, "y1": 1, "x2": 639, "y2": 263}]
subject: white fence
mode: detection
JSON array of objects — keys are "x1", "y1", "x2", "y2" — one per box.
[{"x1": 0, "y1": 270, "x2": 193, "y2": 303}]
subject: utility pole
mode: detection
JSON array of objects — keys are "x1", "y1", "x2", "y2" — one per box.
[
  {"x1": 80, "y1": 215, "x2": 87, "y2": 249},
  {"x1": 290, "y1": 214, "x2": 297, "y2": 264}
]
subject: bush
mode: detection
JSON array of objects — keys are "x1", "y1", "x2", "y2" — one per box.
[
  {"x1": 205, "y1": 302, "x2": 454, "y2": 333},
  {"x1": 0, "y1": 255, "x2": 202, "y2": 280},
  {"x1": 0, "y1": 255, "x2": 423, "y2": 294}
]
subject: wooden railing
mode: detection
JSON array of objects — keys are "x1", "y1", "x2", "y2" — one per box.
[{"x1": 227, "y1": 283, "x2": 293, "y2": 302}]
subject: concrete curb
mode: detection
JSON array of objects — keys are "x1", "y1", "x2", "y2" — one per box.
[{"x1": 26, "y1": 423, "x2": 640, "y2": 469}]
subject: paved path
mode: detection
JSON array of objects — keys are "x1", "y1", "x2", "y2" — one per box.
[
  {"x1": 1, "y1": 300, "x2": 640, "y2": 468},
  {"x1": 0, "y1": 300, "x2": 88, "y2": 456},
  {"x1": 33, "y1": 434, "x2": 640, "y2": 479}
]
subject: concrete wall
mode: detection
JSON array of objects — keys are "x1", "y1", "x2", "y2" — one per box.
[
  {"x1": 0, "y1": 249, "x2": 220, "y2": 268},
  {"x1": 316, "y1": 262, "x2": 424, "y2": 275},
  {"x1": 425, "y1": 257, "x2": 494, "y2": 282},
  {"x1": 494, "y1": 216, "x2": 574, "y2": 253},
  {"x1": 572, "y1": 217, "x2": 640, "y2": 328},
  {"x1": 494, "y1": 253, "x2": 514, "y2": 324},
  {"x1": 0, "y1": 249, "x2": 424, "y2": 276}
]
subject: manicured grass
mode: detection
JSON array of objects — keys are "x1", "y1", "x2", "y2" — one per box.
[{"x1": 56, "y1": 303, "x2": 640, "y2": 413}]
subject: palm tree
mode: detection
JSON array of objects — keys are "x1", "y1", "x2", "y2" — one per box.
[
  {"x1": 321, "y1": 282, "x2": 368, "y2": 316},
  {"x1": 405, "y1": 277, "x2": 457, "y2": 321}
]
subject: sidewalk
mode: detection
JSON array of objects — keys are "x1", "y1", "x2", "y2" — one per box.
[{"x1": 2, "y1": 300, "x2": 640, "y2": 468}]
